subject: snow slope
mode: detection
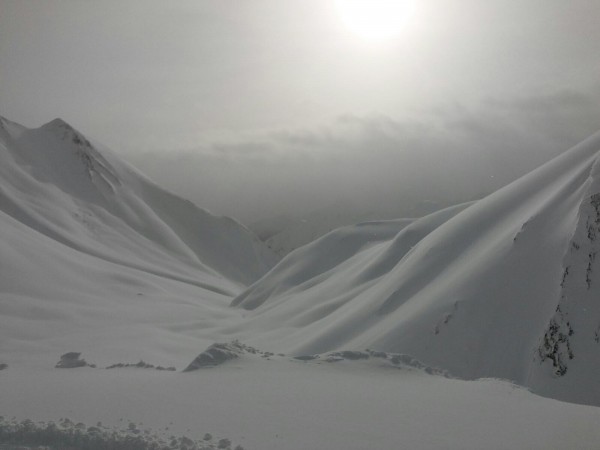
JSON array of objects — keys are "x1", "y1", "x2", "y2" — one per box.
[
  {"x1": 2, "y1": 114, "x2": 600, "y2": 449},
  {"x1": 262, "y1": 211, "x2": 413, "y2": 257},
  {"x1": 233, "y1": 131, "x2": 600, "y2": 406},
  {"x1": 3, "y1": 356, "x2": 600, "y2": 450},
  {"x1": 0, "y1": 116, "x2": 276, "y2": 366},
  {"x1": 250, "y1": 199, "x2": 443, "y2": 256},
  {"x1": 0, "y1": 116, "x2": 276, "y2": 287}
]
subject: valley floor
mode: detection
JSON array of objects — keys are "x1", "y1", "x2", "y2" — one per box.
[{"x1": 2, "y1": 357, "x2": 600, "y2": 450}]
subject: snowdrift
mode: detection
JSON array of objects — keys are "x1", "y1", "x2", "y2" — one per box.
[{"x1": 233, "y1": 131, "x2": 600, "y2": 405}]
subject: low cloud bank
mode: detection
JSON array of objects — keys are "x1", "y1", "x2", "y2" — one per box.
[{"x1": 124, "y1": 88, "x2": 600, "y2": 224}]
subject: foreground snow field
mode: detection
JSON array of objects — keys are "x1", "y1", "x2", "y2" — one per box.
[
  {"x1": 234, "y1": 130, "x2": 600, "y2": 406},
  {"x1": 2, "y1": 116, "x2": 600, "y2": 449},
  {"x1": 3, "y1": 356, "x2": 600, "y2": 450}
]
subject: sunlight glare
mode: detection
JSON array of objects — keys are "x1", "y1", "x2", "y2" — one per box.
[{"x1": 336, "y1": 0, "x2": 414, "y2": 42}]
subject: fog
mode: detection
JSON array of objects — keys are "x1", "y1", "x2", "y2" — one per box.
[
  {"x1": 2, "y1": 0, "x2": 600, "y2": 225},
  {"x1": 123, "y1": 86, "x2": 600, "y2": 223}
]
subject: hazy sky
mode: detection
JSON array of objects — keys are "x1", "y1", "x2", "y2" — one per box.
[{"x1": 2, "y1": 1, "x2": 600, "y2": 223}]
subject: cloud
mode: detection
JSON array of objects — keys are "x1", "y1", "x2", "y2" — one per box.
[{"x1": 123, "y1": 87, "x2": 600, "y2": 224}]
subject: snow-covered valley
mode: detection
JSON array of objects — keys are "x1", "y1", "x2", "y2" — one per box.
[
  {"x1": 4, "y1": 354, "x2": 600, "y2": 450},
  {"x1": 2, "y1": 116, "x2": 600, "y2": 449}
]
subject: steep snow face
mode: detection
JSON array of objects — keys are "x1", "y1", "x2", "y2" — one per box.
[
  {"x1": 528, "y1": 155, "x2": 600, "y2": 404},
  {"x1": 233, "y1": 131, "x2": 600, "y2": 405},
  {"x1": 0, "y1": 116, "x2": 277, "y2": 288},
  {"x1": 0, "y1": 116, "x2": 276, "y2": 367}
]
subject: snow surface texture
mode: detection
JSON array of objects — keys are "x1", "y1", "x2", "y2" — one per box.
[
  {"x1": 2, "y1": 356, "x2": 600, "y2": 450},
  {"x1": 3, "y1": 115, "x2": 600, "y2": 448},
  {"x1": 0, "y1": 116, "x2": 276, "y2": 367},
  {"x1": 233, "y1": 130, "x2": 600, "y2": 406}
]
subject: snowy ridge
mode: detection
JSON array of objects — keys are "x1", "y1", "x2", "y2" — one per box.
[
  {"x1": 255, "y1": 209, "x2": 416, "y2": 257},
  {"x1": 0, "y1": 117, "x2": 276, "y2": 288},
  {"x1": 528, "y1": 153, "x2": 600, "y2": 403},
  {"x1": 233, "y1": 131, "x2": 600, "y2": 405},
  {"x1": 2, "y1": 114, "x2": 600, "y2": 448},
  {"x1": 250, "y1": 199, "x2": 442, "y2": 257},
  {"x1": 0, "y1": 117, "x2": 276, "y2": 368}
]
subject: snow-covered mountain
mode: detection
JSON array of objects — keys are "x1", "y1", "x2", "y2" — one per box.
[
  {"x1": 250, "y1": 200, "x2": 443, "y2": 256},
  {"x1": 2, "y1": 114, "x2": 600, "y2": 449},
  {"x1": 0, "y1": 116, "x2": 276, "y2": 287},
  {"x1": 0, "y1": 116, "x2": 276, "y2": 366},
  {"x1": 233, "y1": 131, "x2": 600, "y2": 406}
]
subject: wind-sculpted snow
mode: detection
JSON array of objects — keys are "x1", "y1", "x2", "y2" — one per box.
[
  {"x1": 233, "y1": 131, "x2": 600, "y2": 405},
  {"x1": 232, "y1": 209, "x2": 470, "y2": 311},
  {"x1": 0, "y1": 116, "x2": 276, "y2": 290},
  {"x1": 0, "y1": 116, "x2": 276, "y2": 372},
  {"x1": 4, "y1": 111, "x2": 600, "y2": 449}
]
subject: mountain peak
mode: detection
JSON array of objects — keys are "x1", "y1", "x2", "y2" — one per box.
[
  {"x1": 0, "y1": 115, "x2": 27, "y2": 138},
  {"x1": 0, "y1": 114, "x2": 277, "y2": 289},
  {"x1": 42, "y1": 117, "x2": 72, "y2": 129},
  {"x1": 40, "y1": 118, "x2": 91, "y2": 148}
]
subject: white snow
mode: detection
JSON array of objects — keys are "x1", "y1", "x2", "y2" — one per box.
[
  {"x1": 233, "y1": 130, "x2": 600, "y2": 405},
  {"x1": 2, "y1": 115, "x2": 600, "y2": 449},
  {"x1": 251, "y1": 206, "x2": 416, "y2": 256},
  {"x1": 3, "y1": 356, "x2": 600, "y2": 450},
  {"x1": 0, "y1": 116, "x2": 279, "y2": 367}
]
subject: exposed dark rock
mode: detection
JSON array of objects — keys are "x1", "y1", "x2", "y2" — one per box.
[
  {"x1": 328, "y1": 351, "x2": 370, "y2": 360},
  {"x1": 539, "y1": 316, "x2": 573, "y2": 376},
  {"x1": 183, "y1": 341, "x2": 256, "y2": 372},
  {"x1": 105, "y1": 360, "x2": 175, "y2": 371},
  {"x1": 293, "y1": 355, "x2": 319, "y2": 361},
  {"x1": 55, "y1": 352, "x2": 91, "y2": 369}
]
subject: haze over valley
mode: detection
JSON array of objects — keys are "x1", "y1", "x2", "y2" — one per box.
[{"x1": 2, "y1": 2, "x2": 600, "y2": 449}]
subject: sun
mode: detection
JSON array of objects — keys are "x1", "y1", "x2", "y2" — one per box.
[{"x1": 335, "y1": 0, "x2": 414, "y2": 42}]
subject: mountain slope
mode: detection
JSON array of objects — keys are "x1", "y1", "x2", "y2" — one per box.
[
  {"x1": 3, "y1": 114, "x2": 600, "y2": 450},
  {"x1": 233, "y1": 131, "x2": 600, "y2": 405},
  {"x1": 250, "y1": 200, "x2": 442, "y2": 257},
  {"x1": 0, "y1": 116, "x2": 277, "y2": 366},
  {"x1": 0, "y1": 116, "x2": 276, "y2": 288}
]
